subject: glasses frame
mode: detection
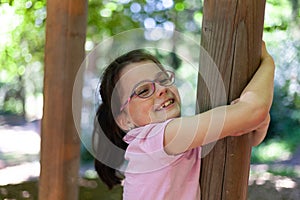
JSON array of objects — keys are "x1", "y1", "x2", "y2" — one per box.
[{"x1": 119, "y1": 70, "x2": 175, "y2": 112}]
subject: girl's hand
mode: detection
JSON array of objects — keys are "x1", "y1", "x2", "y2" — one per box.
[
  {"x1": 230, "y1": 98, "x2": 270, "y2": 145},
  {"x1": 250, "y1": 114, "x2": 270, "y2": 146},
  {"x1": 261, "y1": 41, "x2": 269, "y2": 60}
]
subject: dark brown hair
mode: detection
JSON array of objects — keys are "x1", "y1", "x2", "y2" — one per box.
[{"x1": 93, "y1": 49, "x2": 164, "y2": 189}]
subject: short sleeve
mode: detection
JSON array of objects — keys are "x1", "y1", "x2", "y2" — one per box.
[{"x1": 123, "y1": 119, "x2": 183, "y2": 174}]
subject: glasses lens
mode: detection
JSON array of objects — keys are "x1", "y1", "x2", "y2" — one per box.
[
  {"x1": 134, "y1": 82, "x2": 155, "y2": 98},
  {"x1": 157, "y1": 71, "x2": 174, "y2": 86}
]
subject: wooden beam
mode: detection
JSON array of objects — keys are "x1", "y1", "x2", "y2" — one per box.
[
  {"x1": 197, "y1": 0, "x2": 266, "y2": 199},
  {"x1": 39, "y1": 0, "x2": 87, "y2": 199}
]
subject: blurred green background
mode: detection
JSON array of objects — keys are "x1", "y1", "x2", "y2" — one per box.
[{"x1": 0, "y1": 0, "x2": 299, "y2": 199}]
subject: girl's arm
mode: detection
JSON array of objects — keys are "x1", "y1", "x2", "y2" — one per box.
[
  {"x1": 164, "y1": 42, "x2": 275, "y2": 155},
  {"x1": 230, "y1": 98, "x2": 270, "y2": 146},
  {"x1": 250, "y1": 113, "x2": 270, "y2": 146}
]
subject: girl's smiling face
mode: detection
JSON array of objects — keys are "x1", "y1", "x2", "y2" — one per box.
[{"x1": 116, "y1": 61, "x2": 181, "y2": 129}]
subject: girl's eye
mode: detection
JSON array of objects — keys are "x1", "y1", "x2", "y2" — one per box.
[
  {"x1": 135, "y1": 83, "x2": 152, "y2": 97},
  {"x1": 159, "y1": 78, "x2": 170, "y2": 85},
  {"x1": 137, "y1": 89, "x2": 150, "y2": 97},
  {"x1": 156, "y1": 71, "x2": 172, "y2": 85}
]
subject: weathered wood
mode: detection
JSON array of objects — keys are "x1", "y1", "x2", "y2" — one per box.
[
  {"x1": 197, "y1": 0, "x2": 266, "y2": 199},
  {"x1": 39, "y1": 0, "x2": 87, "y2": 199}
]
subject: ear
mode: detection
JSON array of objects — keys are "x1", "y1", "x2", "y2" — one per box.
[{"x1": 116, "y1": 112, "x2": 133, "y2": 131}]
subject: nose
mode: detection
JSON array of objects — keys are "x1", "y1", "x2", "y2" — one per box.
[{"x1": 155, "y1": 83, "x2": 168, "y2": 97}]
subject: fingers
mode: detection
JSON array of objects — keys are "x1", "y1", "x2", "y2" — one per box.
[
  {"x1": 230, "y1": 98, "x2": 240, "y2": 105},
  {"x1": 261, "y1": 40, "x2": 268, "y2": 59},
  {"x1": 251, "y1": 113, "x2": 270, "y2": 146}
]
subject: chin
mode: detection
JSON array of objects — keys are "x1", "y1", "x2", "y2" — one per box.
[
  {"x1": 150, "y1": 105, "x2": 181, "y2": 123},
  {"x1": 164, "y1": 109, "x2": 181, "y2": 120},
  {"x1": 169, "y1": 112, "x2": 181, "y2": 119}
]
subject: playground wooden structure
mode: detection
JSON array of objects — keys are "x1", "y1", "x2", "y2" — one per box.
[
  {"x1": 39, "y1": 0, "x2": 87, "y2": 199},
  {"x1": 39, "y1": 0, "x2": 266, "y2": 199},
  {"x1": 198, "y1": 1, "x2": 266, "y2": 199}
]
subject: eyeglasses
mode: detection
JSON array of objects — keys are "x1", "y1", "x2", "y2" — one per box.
[{"x1": 120, "y1": 70, "x2": 175, "y2": 112}]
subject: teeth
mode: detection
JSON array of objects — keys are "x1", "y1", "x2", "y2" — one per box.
[
  {"x1": 164, "y1": 100, "x2": 172, "y2": 107},
  {"x1": 159, "y1": 99, "x2": 174, "y2": 109}
]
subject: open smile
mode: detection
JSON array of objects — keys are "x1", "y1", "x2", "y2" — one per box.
[{"x1": 156, "y1": 99, "x2": 175, "y2": 111}]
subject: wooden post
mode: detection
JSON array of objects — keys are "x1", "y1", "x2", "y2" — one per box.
[
  {"x1": 197, "y1": 0, "x2": 266, "y2": 199},
  {"x1": 39, "y1": 0, "x2": 87, "y2": 199}
]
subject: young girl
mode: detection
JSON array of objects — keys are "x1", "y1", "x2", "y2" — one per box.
[{"x1": 93, "y1": 42, "x2": 275, "y2": 199}]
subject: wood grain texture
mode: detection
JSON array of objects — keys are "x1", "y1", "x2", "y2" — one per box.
[
  {"x1": 197, "y1": 0, "x2": 266, "y2": 199},
  {"x1": 39, "y1": 0, "x2": 87, "y2": 199}
]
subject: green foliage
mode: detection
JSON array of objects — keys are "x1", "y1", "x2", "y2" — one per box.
[
  {"x1": 251, "y1": 140, "x2": 292, "y2": 163},
  {"x1": 0, "y1": 0, "x2": 45, "y2": 115},
  {"x1": 267, "y1": 166, "x2": 299, "y2": 177},
  {"x1": 264, "y1": 0, "x2": 292, "y2": 31},
  {"x1": 269, "y1": 85, "x2": 300, "y2": 141},
  {"x1": 86, "y1": 0, "x2": 202, "y2": 50},
  {"x1": 80, "y1": 144, "x2": 94, "y2": 164},
  {"x1": 252, "y1": 21, "x2": 300, "y2": 163},
  {"x1": 87, "y1": 0, "x2": 139, "y2": 41}
]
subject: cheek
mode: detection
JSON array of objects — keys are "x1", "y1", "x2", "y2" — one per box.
[
  {"x1": 127, "y1": 100, "x2": 153, "y2": 126},
  {"x1": 172, "y1": 87, "x2": 181, "y2": 104}
]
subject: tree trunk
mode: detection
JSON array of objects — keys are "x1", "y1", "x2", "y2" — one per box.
[
  {"x1": 39, "y1": 0, "x2": 87, "y2": 199},
  {"x1": 197, "y1": 0, "x2": 266, "y2": 199}
]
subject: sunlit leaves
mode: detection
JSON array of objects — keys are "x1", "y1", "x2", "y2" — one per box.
[
  {"x1": 265, "y1": 0, "x2": 292, "y2": 31},
  {"x1": 87, "y1": 0, "x2": 202, "y2": 44},
  {"x1": 252, "y1": 140, "x2": 292, "y2": 163},
  {"x1": 193, "y1": 12, "x2": 202, "y2": 26},
  {"x1": 0, "y1": 0, "x2": 45, "y2": 114},
  {"x1": 175, "y1": 2, "x2": 185, "y2": 11}
]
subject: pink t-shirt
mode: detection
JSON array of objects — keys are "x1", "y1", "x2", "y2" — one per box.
[{"x1": 122, "y1": 119, "x2": 201, "y2": 200}]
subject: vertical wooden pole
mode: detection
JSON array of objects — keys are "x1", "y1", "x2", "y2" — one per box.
[
  {"x1": 197, "y1": 0, "x2": 266, "y2": 199},
  {"x1": 39, "y1": 0, "x2": 87, "y2": 199}
]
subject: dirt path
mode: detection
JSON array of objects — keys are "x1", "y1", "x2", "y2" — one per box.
[
  {"x1": 249, "y1": 171, "x2": 300, "y2": 199},
  {"x1": 248, "y1": 146, "x2": 300, "y2": 199}
]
